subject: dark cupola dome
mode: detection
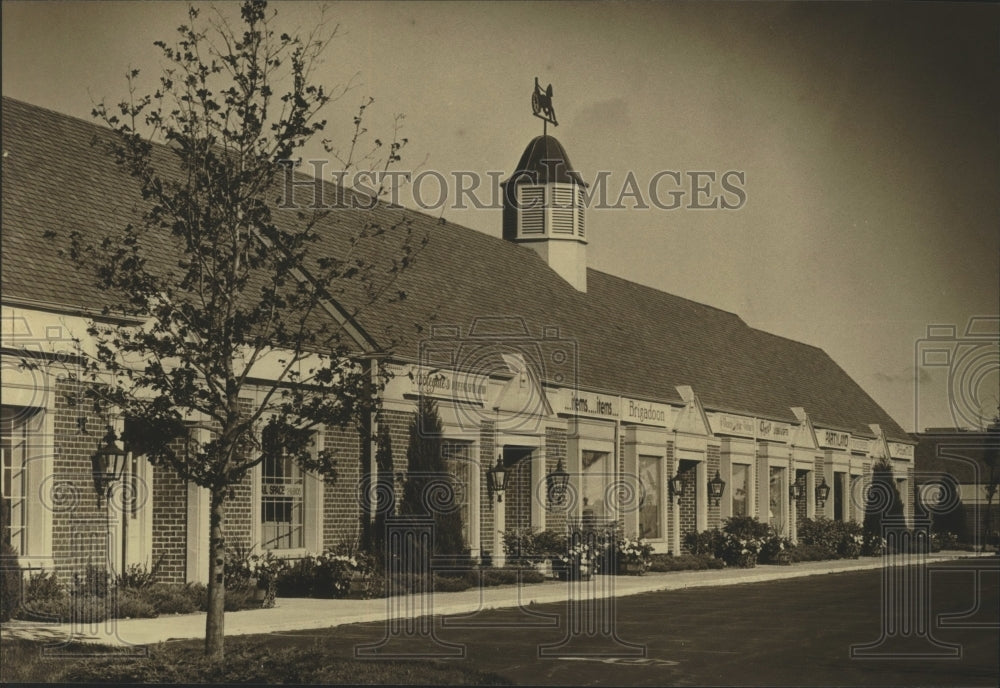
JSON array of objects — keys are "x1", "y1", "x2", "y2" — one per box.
[{"x1": 506, "y1": 135, "x2": 586, "y2": 186}]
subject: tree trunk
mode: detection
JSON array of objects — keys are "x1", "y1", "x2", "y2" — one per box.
[{"x1": 205, "y1": 487, "x2": 227, "y2": 659}]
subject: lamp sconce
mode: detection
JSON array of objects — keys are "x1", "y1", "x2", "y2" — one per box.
[
  {"x1": 790, "y1": 481, "x2": 804, "y2": 501},
  {"x1": 708, "y1": 470, "x2": 726, "y2": 506},
  {"x1": 91, "y1": 426, "x2": 127, "y2": 507},
  {"x1": 545, "y1": 458, "x2": 570, "y2": 506},
  {"x1": 486, "y1": 454, "x2": 508, "y2": 504},
  {"x1": 669, "y1": 474, "x2": 685, "y2": 503},
  {"x1": 815, "y1": 477, "x2": 831, "y2": 508}
]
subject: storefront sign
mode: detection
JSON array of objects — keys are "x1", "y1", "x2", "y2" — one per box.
[
  {"x1": 622, "y1": 397, "x2": 671, "y2": 427},
  {"x1": 406, "y1": 367, "x2": 488, "y2": 405},
  {"x1": 554, "y1": 388, "x2": 619, "y2": 419},
  {"x1": 888, "y1": 442, "x2": 915, "y2": 460},
  {"x1": 710, "y1": 413, "x2": 756, "y2": 438},
  {"x1": 757, "y1": 419, "x2": 790, "y2": 443},
  {"x1": 262, "y1": 483, "x2": 303, "y2": 498},
  {"x1": 849, "y1": 436, "x2": 871, "y2": 454},
  {"x1": 817, "y1": 428, "x2": 850, "y2": 450}
]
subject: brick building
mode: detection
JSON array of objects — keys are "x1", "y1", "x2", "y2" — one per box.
[{"x1": 1, "y1": 97, "x2": 916, "y2": 582}]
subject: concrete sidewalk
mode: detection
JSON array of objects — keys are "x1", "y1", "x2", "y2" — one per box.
[{"x1": 1, "y1": 552, "x2": 990, "y2": 647}]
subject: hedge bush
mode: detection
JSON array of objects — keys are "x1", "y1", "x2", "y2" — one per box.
[
  {"x1": 12, "y1": 565, "x2": 241, "y2": 621},
  {"x1": 647, "y1": 553, "x2": 726, "y2": 572},
  {"x1": 797, "y1": 518, "x2": 863, "y2": 559},
  {"x1": 0, "y1": 540, "x2": 23, "y2": 622}
]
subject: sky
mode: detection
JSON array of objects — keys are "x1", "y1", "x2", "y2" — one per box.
[{"x1": 3, "y1": 1, "x2": 998, "y2": 433}]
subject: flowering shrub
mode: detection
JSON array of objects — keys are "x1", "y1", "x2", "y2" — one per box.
[
  {"x1": 224, "y1": 545, "x2": 287, "y2": 608},
  {"x1": 683, "y1": 529, "x2": 726, "y2": 558},
  {"x1": 930, "y1": 530, "x2": 960, "y2": 552},
  {"x1": 275, "y1": 546, "x2": 377, "y2": 599},
  {"x1": 615, "y1": 537, "x2": 653, "y2": 573},
  {"x1": 798, "y1": 518, "x2": 864, "y2": 559},
  {"x1": 502, "y1": 529, "x2": 569, "y2": 566},
  {"x1": 225, "y1": 546, "x2": 285, "y2": 589},
  {"x1": 720, "y1": 516, "x2": 771, "y2": 567},
  {"x1": 759, "y1": 532, "x2": 792, "y2": 564},
  {"x1": 554, "y1": 541, "x2": 597, "y2": 579}
]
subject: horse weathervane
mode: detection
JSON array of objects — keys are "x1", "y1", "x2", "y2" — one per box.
[{"x1": 531, "y1": 77, "x2": 558, "y2": 135}]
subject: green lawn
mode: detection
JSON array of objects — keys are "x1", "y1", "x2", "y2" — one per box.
[{"x1": 0, "y1": 635, "x2": 511, "y2": 685}]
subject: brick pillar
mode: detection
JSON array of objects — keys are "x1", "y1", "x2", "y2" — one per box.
[
  {"x1": 544, "y1": 426, "x2": 568, "y2": 536},
  {"x1": 480, "y1": 420, "x2": 496, "y2": 561},
  {"x1": 707, "y1": 446, "x2": 721, "y2": 529}
]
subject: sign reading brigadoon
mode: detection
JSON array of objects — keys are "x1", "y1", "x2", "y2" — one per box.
[{"x1": 621, "y1": 398, "x2": 671, "y2": 427}]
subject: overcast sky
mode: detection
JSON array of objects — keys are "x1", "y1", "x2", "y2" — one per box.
[{"x1": 3, "y1": 1, "x2": 998, "y2": 433}]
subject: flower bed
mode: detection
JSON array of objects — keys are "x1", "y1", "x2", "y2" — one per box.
[{"x1": 11, "y1": 564, "x2": 224, "y2": 623}]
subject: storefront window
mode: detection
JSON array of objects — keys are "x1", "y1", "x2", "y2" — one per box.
[
  {"x1": 1, "y1": 406, "x2": 35, "y2": 554},
  {"x1": 582, "y1": 450, "x2": 612, "y2": 524},
  {"x1": 834, "y1": 471, "x2": 846, "y2": 521},
  {"x1": 731, "y1": 464, "x2": 749, "y2": 517},
  {"x1": 442, "y1": 440, "x2": 473, "y2": 547},
  {"x1": 769, "y1": 466, "x2": 785, "y2": 530},
  {"x1": 638, "y1": 454, "x2": 661, "y2": 539},
  {"x1": 261, "y1": 425, "x2": 305, "y2": 550}
]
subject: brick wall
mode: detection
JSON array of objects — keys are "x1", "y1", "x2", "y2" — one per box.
[
  {"x1": 479, "y1": 420, "x2": 495, "y2": 558},
  {"x1": 677, "y1": 459, "x2": 699, "y2": 539},
  {"x1": 617, "y1": 430, "x2": 628, "y2": 531},
  {"x1": 707, "y1": 446, "x2": 721, "y2": 529},
  {"x1": 665, "y1": 441, "x2": 676, "y2": 551},
  {"x1": 151, "y1": 455, "x2": 188, "y2": 584},
  {"x1": 544, "y1": 426, "x2": 568, "y2": 536},
  {"x1": 794, "y1": 470, "x2": 808, "y2": 522},
  {"x1": 506, "y1": 456, "x2": 532, "y2": 532},
  {"x1": 380, "y1": 409, "x2": 414, "y2": 514},
  {"x1": 50, "y1": 378, "x2": 115, "y2": 583},
  {"x1": 322, "y1": 424, "x2": 364, "y2": 549}
]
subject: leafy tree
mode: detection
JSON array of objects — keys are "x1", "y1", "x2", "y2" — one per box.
[
  {"x1": 361, "y1": 421, "x2": 395, "y2": 565},
  {"x1": 399, "y1": 397, "x2": 466, "y2": 559},
  {"x1": 863, "y1": 457, "x2": 904, "y2": 547},
  {"x1": 49, "y1": 1, "x2": 421, "y2": 659}
]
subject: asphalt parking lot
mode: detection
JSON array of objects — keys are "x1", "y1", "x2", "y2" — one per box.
[{"x1": 276, "y1": 558, "x2": 999, "y2": 686}]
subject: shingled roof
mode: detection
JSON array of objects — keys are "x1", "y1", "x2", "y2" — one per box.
[{"x1": 1, "y1": 97, "x2": 910, "y2": 441}]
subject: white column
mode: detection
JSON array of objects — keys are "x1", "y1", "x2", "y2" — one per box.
[
  {"x1": 531, "y1": 447, "x2": 546, "y2": 532},
  {"x1": 696, "y1": 461, "x2": 707, "y2": 532},
  {"x1": 493, "y1": 495, "x2": 506, "y2": 568},
  {"x1": 806, "y1": 469, "x2": 816, "y2": 520},
  {"x1": 671, "y1": 494, "x2": 681, "y2": 555},
  {"x1": 186, "y1": 482, "x2": 210, "y2": 583}
]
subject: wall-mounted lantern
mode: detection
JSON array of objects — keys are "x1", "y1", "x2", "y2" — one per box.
[
  {"x1": 545, "y1": 457, "x2": 570, "y2": 506},
  {"x1": 486, "y1": 454, "x2": 509, "y2": 504},
  {"x1": 708, "y1": 470, "x2": 726, "y2": 506},
  {"x1": 91, "y1": 426, "x2": 127, "y2": 507},
  {"x1": 816, "y1": 477, "x2": 831, "y2": 507}
]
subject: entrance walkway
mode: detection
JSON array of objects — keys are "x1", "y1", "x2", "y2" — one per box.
[{"x1": 1, "y1": 552, "x2": 988, "y2": 647}]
